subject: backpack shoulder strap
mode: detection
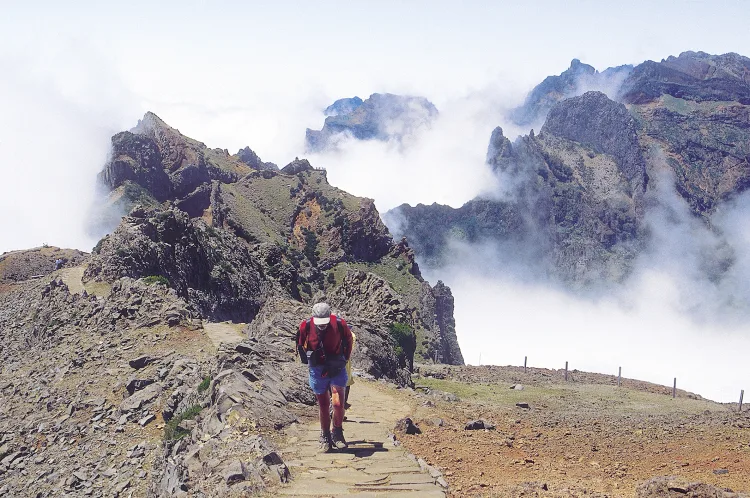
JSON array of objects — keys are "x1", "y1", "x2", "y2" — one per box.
[
  {"x1": 335, "y1": 317, "x2": 348, "y2": 354},
  {"x1": 303, "y1": 318, "x2": 312, "y2": 350}
]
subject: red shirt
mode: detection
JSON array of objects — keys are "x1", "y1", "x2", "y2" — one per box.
[{"x1": 298, "y1": 315, "x2": 353, "y2": 359}]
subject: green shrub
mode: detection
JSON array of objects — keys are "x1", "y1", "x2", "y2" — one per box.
[
  {"x1": 197, "y1": 376, "x2": 212, "y2": 393},
  {"x1": 389, "y1": 322, "x2": 416, "y2": 370},
  {"x1": 143, "y1": 275, "x2": 169, "y2": 286},
  {"x1": 92, "y1": 237, "x2": 106, "y2": 254},
  {"x1": 164, "y1": 405, "x2": 202, "y2": 441}
]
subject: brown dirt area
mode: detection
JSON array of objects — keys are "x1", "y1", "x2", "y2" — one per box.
[{"x1": 391, "y1": 365, "x2": 750, "y2": 497}]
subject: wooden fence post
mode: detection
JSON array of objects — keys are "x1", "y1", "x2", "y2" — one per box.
[
  {"x1": 564, "y1": 361, "x2": 568, "y2": 381},
  {"x1": 618, "y1": 367, "x2": 621, "y2": 387},
  {"x1": 673, "y1": 378, "x2": 677, "y2": 398},
  {"x1": 524, "y1": 356, "x2": 527, "y2": 374},
  {"x1": 740, "y1": 390, "x2": 744, "y2": 412}
]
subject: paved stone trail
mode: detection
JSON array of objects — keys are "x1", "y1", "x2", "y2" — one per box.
[{"x1": 279, "y1": 379, "x2": 446, "y2": 497}]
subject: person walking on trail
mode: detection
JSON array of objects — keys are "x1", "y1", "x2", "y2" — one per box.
[{"x1": 297, "y1": 302, "x2": 353, "y2": 452}]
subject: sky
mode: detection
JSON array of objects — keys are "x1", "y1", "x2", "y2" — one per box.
[{"x1": 2, "y1": 1, "x2": 750, "y2": 401}]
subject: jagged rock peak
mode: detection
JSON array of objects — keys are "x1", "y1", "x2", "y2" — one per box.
[
  {"x1": 486, "y1": 126, "x2": 513, "y2": 166},
  {"x1": 541, "y1": 91, "x2": 647, "y2": 192},
  {"x1": 236, "y1": 146, "x2": 278, "y2": 171},
  {"x1": 511, "y1": 59, "x2": 633, "y2": 126},
  {"x1": 133, "y1": 111, "x2": 171, "y2": 133},
  {"x1": 280, "y1": 157, "x2": 315, "y2": 175}
]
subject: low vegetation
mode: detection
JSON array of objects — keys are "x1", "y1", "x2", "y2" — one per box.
[
  {"x1": 197, "y1": 376, "x2": 212, "y2": 393},
  {"x1": 164, "y1": 405, "x2": 202, "y2": 441},
  {"x1": 143, "y1": 275, "x2": 169, "y2": 286}
]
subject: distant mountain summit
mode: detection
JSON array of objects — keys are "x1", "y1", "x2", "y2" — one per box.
[
  {"x1": 511, "y1": 59, "x2": 633, "y2": 126},
  {"x1": 389, "y1": 51, "x2": 750, "y2": 292},
  {"x1": 305, "y1": 93, "x2": 438, "y2": 152}
]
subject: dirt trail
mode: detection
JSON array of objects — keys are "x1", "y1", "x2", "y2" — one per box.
[
  {"x1": 203, "y1": 321, "x2": 247, "y2": 349},
  {"x1": 279, "y1": 379, "x2": 447, "y2": 497},
  {"x1": 57, "y1": 266, "x2": 85, "y2": 294}
]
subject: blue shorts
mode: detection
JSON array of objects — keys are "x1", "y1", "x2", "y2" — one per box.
[{"x1": 308, "y1": 365, "x2": 348, "y2": 395}]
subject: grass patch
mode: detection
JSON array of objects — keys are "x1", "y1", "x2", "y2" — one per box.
[
  {"x1": 83, "y1": 280, "x2": 112, "y2": 298},
  {"x1": 416, "y1": 377, "x2": 722, "y2": 416},
  {"x1": 330, "y1": 260, "x2": 421, "y2": 297},
  {"x1": 197, "y1": 376, "x2": 212, "y2": 393},
  {"x1": 164, "y1": 405, "x2": 202, "y2": 441},
  {"x1": 143, "y1": 275, "x2": 169, "y2": 286}
]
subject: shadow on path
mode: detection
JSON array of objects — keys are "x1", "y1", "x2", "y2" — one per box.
[{"x1": 278, "y1": 379, "x2": 447, "y2": 497}]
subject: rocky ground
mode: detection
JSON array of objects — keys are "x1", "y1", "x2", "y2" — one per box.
[{"x1": 3, "y1": 260, "x2": 749, "y2": 497}]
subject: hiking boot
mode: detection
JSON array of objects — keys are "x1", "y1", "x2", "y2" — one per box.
[
  {"x1": 331, "y1": 426, "x2": 348, "y2": 450},
  {"x1": 318, "y1": 430, "x2": 332, "y2": 453}
]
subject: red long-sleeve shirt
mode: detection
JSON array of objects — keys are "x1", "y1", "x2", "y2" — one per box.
[{"x1": 298, "y1": 315, "x2": 353, "y2": 360}]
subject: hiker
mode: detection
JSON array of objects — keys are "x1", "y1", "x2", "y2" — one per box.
[
  {"x1": 297, "y1": 302, "x2": 353, "y2": 452},
  {"x1": 54, "y1": 258, "x2": 63, "y2": 270}
]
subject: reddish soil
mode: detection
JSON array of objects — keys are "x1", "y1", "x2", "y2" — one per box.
[{"x1": 397, "y1": 365, "x2": 750, "y2": 497}]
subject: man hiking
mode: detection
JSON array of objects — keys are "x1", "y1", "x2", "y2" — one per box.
[{"x1": 297, "y1": 302, "x2": 353, "y2": 452}]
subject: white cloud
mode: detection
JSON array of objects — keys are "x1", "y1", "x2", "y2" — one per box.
[
  {"x1": 418, "y1": 154, "x2": 750, "y2": 403},
  {"x1": 0, "y1": 39, "x2": 137, "y2": 254}
]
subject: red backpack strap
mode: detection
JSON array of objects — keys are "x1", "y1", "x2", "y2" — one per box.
[{"x1": 300, "y1": 318, "x2": 312, "y2": 350}]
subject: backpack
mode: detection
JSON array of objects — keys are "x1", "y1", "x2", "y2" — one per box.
[{"x1": 295, "y1": 316, "x2": 348, "y2": 367}]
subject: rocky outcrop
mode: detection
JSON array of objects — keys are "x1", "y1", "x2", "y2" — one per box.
[
  {"x1": 541, "y1": 91, "x2": 648, "y2": 194},
  {"x1": 621, "y1": 51, "x2": 750, "y2": 105},
  {"x1": 84, "y1": 206, "x2": 269, "y2": 322},
  {"x1": 236, "y1": 146, "x2": 278, "y2": 171},
  {"x1": 390, "y1": 121, "x2": 641, "y2": 286},
  {"x1": 97, "y1": 112, "x2": 253, "y2": 214},
  {"x1": 0, "y1": 247, "x2": 88, "y2": 282},
  {"x1": 431, "y1": 281, "x2": 463, "y2": 365},
  {"x1": 305, "y1": 93, "x2": 438, "y2": 152},
  {"x1": 636, "y1": 476, "x2": 747, "y2": 497},
  {"x1": 511, "y1": 59, "x2": 633, "y2": 126}
]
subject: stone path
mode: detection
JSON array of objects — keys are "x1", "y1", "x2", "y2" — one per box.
[
  {"x1": 57, "y1": 266, "x2": 85, "y2": 294},
  {"x1": 279, "y1": 379, "x2": 447, "y2": 497},
  {"x1": 203, "y1": 321, "x2": 247, "y2": 349}
]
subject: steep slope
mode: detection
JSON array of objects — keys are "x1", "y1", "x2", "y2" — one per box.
[
  {"x1": 0, "y1": 113, "x2": 466, "y2": 497},
  {"x1": 390, "y1": 51, "x2": 750, "y2": 288}
]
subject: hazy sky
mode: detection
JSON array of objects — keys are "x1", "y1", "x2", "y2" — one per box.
[{"x1": 2, "y1": 1, "x2": 749, "y2": 401}]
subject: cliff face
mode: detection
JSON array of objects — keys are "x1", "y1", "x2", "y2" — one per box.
[
  {"x1": 88, "y1": 112, "x2": 463, "y2": 370},
  {"x1": 389, "y1": 51, "x2": 750, "y2": 288}
]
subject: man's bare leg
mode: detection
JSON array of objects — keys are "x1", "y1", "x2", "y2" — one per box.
[
  {"x1": 316, "y1": 392, "x2": 331, "y2": 431},
  {"x1": 331, "y1": 385, "x2": 345, "y2": 427},
  {"x1": 316, "y1": 392, "x2": 332, "y2": 452},
  {"x1": 330, "y1": 385, "x2": 348, "y2": 449}
]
